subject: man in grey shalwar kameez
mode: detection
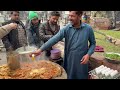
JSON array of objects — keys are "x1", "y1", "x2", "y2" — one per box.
[{"x1": 31, "y1": 11, "x2": 96, "y2": 79}]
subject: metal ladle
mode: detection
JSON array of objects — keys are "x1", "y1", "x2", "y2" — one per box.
[{"x1": 31, "y1": 54, "x2": 38, "y2": 68}]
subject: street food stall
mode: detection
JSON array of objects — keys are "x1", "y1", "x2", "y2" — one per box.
[
  {"x1": 1, "y1": 40, "x2": 120, "y2": 79},
  {"x1": 0, "y1": 45, "x2": 67, "y2": 79}
]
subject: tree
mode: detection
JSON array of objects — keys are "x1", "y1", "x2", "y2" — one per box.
[{"x1": 111, "y1": 11, "x2": 116, "y2": 28}]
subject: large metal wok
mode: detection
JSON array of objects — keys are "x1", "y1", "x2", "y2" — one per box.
[{"x1": 14, "y1": 46, "x2": 67, "y2": 79}]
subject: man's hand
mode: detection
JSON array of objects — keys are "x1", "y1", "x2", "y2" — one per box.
[
  {"x1": 29, "y1": 49, "x2": 42, "y2": 57},
  {"x1": 9, "y1": 23, "x2": 18, "y2": 29},
  {"x1": 80, "y1": 54, "x2": 90, "y2": 64},
  {"x1": 7, "y1": 46, "x2": 13, "y2": 51}
]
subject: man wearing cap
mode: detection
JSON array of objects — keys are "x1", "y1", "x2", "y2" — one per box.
[
  {"x1": 25, "y1": 11, "x2": 42, "y2": 48},
  {"x1": 82, "y1": 12, "x2": 88, "y2": 23},
  {"x1": 39, "y1": 11, "x2": 60, "y2": 57}
]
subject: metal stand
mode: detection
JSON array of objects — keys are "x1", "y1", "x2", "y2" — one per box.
[{"x1": 49, "y1": 57, "x2": 63, "y2": 66}]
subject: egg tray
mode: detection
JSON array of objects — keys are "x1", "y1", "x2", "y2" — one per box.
[{"x1": 89, "y1": 69, "x2": 120, "y2": 79}]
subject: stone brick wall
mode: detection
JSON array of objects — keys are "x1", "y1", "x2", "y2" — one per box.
[
  {"x1": 90, "y1": 17, "x2": 112, "y2": 30},
  {"x1": 105, "y1": 35, "x2": 120, "y2": 46}
]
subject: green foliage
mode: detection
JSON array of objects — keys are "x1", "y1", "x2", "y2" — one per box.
[
  {"x1": 94, "y1": 30, "x2": 120, "y2": 53},
  {"x1": 105, "y1": 53, "x2": 120, "y2": 60}
]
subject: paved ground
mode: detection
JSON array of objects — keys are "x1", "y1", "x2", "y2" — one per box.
[
  {"x1": 0, "y1": 39, "x2": 7, "y2": 65},
  {"x1": 0, "y1": 51, "x2": 7, "y2": 65}
]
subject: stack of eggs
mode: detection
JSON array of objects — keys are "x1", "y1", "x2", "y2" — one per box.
[
  {"x1": 93, "y1": 65, "x2": 119, "y2": 79},
  {"x1": 50, "y1": 49, "x2": 61, "y2": 60}
]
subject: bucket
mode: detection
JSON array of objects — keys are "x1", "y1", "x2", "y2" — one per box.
[{"x1": 50, "y1": 49, "x2": 61, "y2": 60}]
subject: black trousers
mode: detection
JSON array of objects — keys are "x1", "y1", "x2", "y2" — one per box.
[{"x1": 45, "y1": 47, "x2": 52, "y2": 57}]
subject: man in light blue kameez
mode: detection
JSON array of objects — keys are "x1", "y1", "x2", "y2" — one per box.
[{"x1": 31, "y1": 11, "x2": 96, "y2": 79}]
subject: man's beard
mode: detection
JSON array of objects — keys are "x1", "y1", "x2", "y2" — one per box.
[
  {"x1": 52, "y1": 22, "x2": 57, "y2": 25},
  {"x1": 69, "y1": 21, "x2": 74, "y2": 25},
  {"x1": 70, "y1": 21, "x2": 79, "y2": 27},
  {"x1": 34, "y1": 22, "x2": 39, "y2": 26}
]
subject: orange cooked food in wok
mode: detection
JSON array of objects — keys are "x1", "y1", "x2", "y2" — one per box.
[{"x1": 0, "y1": 60, "x2": 62, "y2": 79}]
